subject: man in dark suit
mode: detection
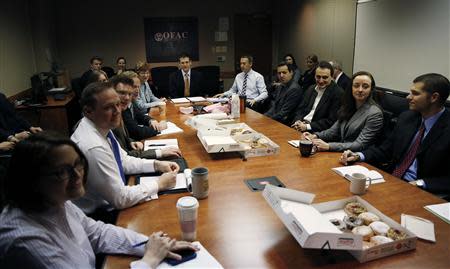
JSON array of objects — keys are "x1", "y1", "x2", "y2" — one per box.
[
  {"x1": 330, "y1": 60, "x2": 351, "y2": 91},
  {"x1": 265, "y1": 62, "x2": 304, "y2": 124},
  {"x1": 291, "y1": 61, "x2": 343, "y2": 132},
  {"x1": 0, "y1": 92, "x2": 42, "y2": 144},
  {"x1": 341, "y1": 73, "x2": 450, "y2": 198},
  {"x1": 80, "y1": 56, "x2": 103, "y2": 90},
  {"x1": 169, "y1": 53, "x2": 203, "y2": 98}
]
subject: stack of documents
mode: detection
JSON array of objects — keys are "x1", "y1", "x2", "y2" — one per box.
[
  {"x1": 424, "y1": 202, "x2": 450, "y2": 224},
  {"x1": 158, "y1": 122, "x2": 183, "y2": 136},
  {"x1": 332, "y1": 165, "x2": 385, "y2": 184},
  {"x1": 144, "y1": 139, "x2": 178, "y2": 151}
]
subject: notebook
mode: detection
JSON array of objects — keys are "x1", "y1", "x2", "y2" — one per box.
[{"x1": 332, "y1": 165, "x2": 385, "y2": 184}]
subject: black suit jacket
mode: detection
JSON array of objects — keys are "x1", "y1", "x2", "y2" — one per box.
[
  {"x1": 169, "y1": 70, "x2": 203, "y2": 98},
  {"x1": 363, "y1": 109, "x2": 450, "y2": 195},
  {"x1": 0, "y1": 93, "x2": 31, "y2": 141},
  {"x1": 292, "y1": 82, "x2": 343, "y2": 132},
  {"x1": 299, "y1": 67, "x2": 317, "y2": 91},
  {"x1": 122, "y1": 105, "x2": 158, "y2": 140},
  {"x1": 113, "y1": 122, "x2": 157, "y2": 159},
  {"x1": 265, "y1": 80, "x2": 304, "y2": 124},
  {"x1": 336, "y1": 72, "x2": 351, "y2": 91}
]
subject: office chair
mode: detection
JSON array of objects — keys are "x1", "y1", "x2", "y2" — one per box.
[
  {"x1": 192, "y1": 66, "x2": 221, "y2": 97},
  {"x1": 150, "y1": 66, "x2": 178, "y2": 98}
]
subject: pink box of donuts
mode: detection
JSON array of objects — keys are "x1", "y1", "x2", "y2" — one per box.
[{"x1": 262, "y1": 185, "x2": 417, "y2": 262}]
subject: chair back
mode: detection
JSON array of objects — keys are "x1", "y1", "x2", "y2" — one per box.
[
  {"x1": 192, "y1": 66, "x2": 221, "y2": 96},
  {"x1": 150, "y1": 66, "x2": 179, "y2": 97}
]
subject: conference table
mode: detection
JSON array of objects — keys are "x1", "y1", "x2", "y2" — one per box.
[{"x1": 104, "y1": 103, "x2": 449, "y2": 268}]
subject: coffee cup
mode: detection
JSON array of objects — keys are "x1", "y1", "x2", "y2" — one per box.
[
  {"x1": 299, "y1": 140, "x2": 316, "y2": 157},
  {"x1": 348, "y1": 173, "x2": 371, "y2": 195},
  {"x1": 176, "y1": 196, "x2": 199, "y2": 241},
  {"x1": 190, "y1": 167, "x2": 209, "y2": 199}
]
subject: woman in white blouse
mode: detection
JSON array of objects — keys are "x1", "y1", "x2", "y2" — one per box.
[{"x1": 0, "y1": 132, "x2": 196, "y2": 269}]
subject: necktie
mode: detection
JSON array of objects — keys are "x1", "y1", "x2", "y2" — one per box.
[
  {"x1": 184, "y1": 72, "x2": 190, "y2": 96},
  {"x1": 241, "y1": 72, "x2": 248, "y2": 96},
  {"x1": 107, "y1": 131, "x2": 127, "y2": 184},
  {"x1": 392, "y1": 123, "x2": 425, "y2": 178}
]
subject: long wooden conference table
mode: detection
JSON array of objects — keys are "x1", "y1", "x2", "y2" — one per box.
[{"x1": 104, "y1": 103, "x2": 449, "y2": 268}]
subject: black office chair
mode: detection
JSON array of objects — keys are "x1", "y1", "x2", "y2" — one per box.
[
  {"x1": 150, "y1": 66, "x2": 179, "y2": 98},
  {"x1": 192, "y1": 66, "x2": 221, "y2": 97},
  {"x1": 101, "y1": 66, "x2": 115, "y2": 79}
]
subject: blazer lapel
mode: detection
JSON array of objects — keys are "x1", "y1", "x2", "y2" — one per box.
[{"x1": 418, "y1": 110, "x2": 449, "y2": 154}]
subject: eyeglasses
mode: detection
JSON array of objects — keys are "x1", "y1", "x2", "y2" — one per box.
[{"x1": 44, "y1": 160, "x2": 85, "y2": 181}]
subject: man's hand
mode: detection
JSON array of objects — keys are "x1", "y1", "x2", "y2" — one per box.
[
  {"x1": 14, "y1": 131, "x2": 31, "y2": 141},
  {"x1": 154, "y1": 160, "x2": 180, "y2": 173},
  {"x1": 157, "y1": 171, "x2": 177, "y2": 190},
  {"x1": 150, "y1": 120, "x2": 161, "y2": 131},
  {"x1": 302, "y1": 132, "x2": 317, "y2": 140},
  {"x1": 291, "y1": 121, "x2": 307, "y2": 132},
  {"x1": 340, "y1": 150, "x2": 360, "y2": 165},
  {"x1": 247, "y1": 99, "x2": 256, "y2": 107},
  {"x1": 159, "y1": 120, "x2": 168, "y2": 130},
  {"x1": 161, "y1": 147, "x2": 182, "y2": 158},
  {"x1": 130, "y1": 141, "x2": 144, "y2": 150},
  {"x1": 29, "y1": 126, "x2": 43, "y2": 133},
  {"x1": 312, "y1": 139, "x2": 329, "y2": 151},
  {"x1": 0, "y1": 141, "x2": 15, "y2": 151}
]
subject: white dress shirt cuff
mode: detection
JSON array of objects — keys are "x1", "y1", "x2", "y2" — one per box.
[
  {"x1": 130, "y1": 260, "x2": 153, "y2": 269},
  {"x1": 306, "y1": 124, "x2": 312, "y2": 131},
  {"x1": 155, "y1": 150, "x2": 162, "y2": 159}
]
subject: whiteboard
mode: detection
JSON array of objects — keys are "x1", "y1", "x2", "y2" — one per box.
[{"x1": 353, "y1": 0, "x2": 450, "y2": 93}]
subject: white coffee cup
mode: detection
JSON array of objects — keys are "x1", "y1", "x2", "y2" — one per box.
[
  {"x1": 348, "y1": 173, "x2": 371, "y2": 195},
  {"x1": 191, "y1": 167, "x2": 209, "y2": 199},
  {"x1": 176, "y1": 196, "x2": 199, "y2": 241}
]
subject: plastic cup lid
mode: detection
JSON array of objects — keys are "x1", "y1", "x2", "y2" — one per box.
[{"x1": 177, "y1": 196, "x2": 199, "y2": 208}]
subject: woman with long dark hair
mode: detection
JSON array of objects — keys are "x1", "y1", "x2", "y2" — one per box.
[
  {"x1": 304, "y1": 71, "x2": 384, "y2": 152},
  {"x1": 284, "y1": 53, "x2": 301, "y2": 83}
]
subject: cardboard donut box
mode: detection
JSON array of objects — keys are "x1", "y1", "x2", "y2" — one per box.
[{"x1": 262, "y1": 185, "x2": 417, "y2": 262}]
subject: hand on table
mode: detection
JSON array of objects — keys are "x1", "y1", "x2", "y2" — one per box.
[
  {"x1": 312, "y1": 138, "x2": 329, "y2": 151},
  {"x1": 161, "y1": 147, "x2": 182, "y2": 158},
  {"x1": 154, "y1": 160, "x2": 180, "y2": 173},
  {"x1": 0, "y1": 141, "x2": 15, "y2": 151},
  {"x1": 29, "y1": 126, "x2": 43, "y2": 133},
  {"x1": 291, "y1": 121, "x2": 307, "y2": 132},
  {"x1": 340, "y1": 150, "x2": 360, "y2": 165},
  {"x1": 157, "y1": 171, "x2": 177, "y2": 190},
  {"x1": 130, "y1": 141, "x2": 144, "y2": 150},
  {"x1": 247, "y1": 99, "x2": 256, "y2": 107}
]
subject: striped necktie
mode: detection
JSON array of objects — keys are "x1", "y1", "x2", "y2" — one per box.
[
  {"x1": 184, "y1": 72, "x2": 190, "y2": 96},
  {"x1": 241, "y1": 72, "x2": 248, "y2": 96},
  {"x1": 392, "y1": 123, "x2": 425, "y2": 179}
]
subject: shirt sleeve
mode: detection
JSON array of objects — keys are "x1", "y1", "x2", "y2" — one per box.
[
  {"x1": 86, "y1": 146, "x2": 158, "y2": 210},
  {"x1": 253, "y1": 74, "x2": 268, "y2": 102},
  {"x1": 70, "y1": 202, "x2": 148, "y2": 257},
  {"x1": 223, "y1": 78, "x2": 238, "y2": 97}
]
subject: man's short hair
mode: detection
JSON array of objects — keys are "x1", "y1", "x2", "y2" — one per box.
[
  {"x1": 330, "y1": 60, "x2": 342, "y2": 71},
  {"x1": 179, "y1": 53, "x2": 191, "y2": 61},
  {"x1": 136, "y1": 62, "x2": 151, "y2": 72},
  {"x1": 121, "y1": 71, "x2": 139, "y2": 79},
  {"x1": 90, "y1": 56, "x2": 103, "y2": 64},
  {"x1": 80, "y1": 81, "x2": 114, "y2": 110},
  {"x1": 277, "y1": 61, "x2": 294, "y2": 73},
  {"x1": 110, "y1": 75, "x2": 134, "y2": 89},
  {"x1": 413, "y1": 73, "x2": 450, "y2": 105},
  {"x1": 317, "y1": 61, "x2": 334, "y2": 77},
  {"x1": 241, "y1": 55, "x2": 253, "y2": 64}
]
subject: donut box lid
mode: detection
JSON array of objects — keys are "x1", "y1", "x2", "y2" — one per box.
[{"x1": 262, "y1": 185, "x2": 417, "y2": 262}]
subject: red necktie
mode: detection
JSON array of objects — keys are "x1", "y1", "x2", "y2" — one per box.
[{"x1": 392, "y1": 123, "x2": 425, "y2": 178}]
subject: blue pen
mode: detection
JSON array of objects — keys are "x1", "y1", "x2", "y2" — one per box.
[{"x1": 132, "y1": 240, "x2": 148, "y2": 248}]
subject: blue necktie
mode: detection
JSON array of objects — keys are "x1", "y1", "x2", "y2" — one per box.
[{"x1": 107, "y1": 131, "x2": 127, "y2": 184}]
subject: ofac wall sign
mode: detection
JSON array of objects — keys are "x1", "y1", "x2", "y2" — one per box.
[{"x1": 144, "y1": 17, "x2": 199, "y2": 63}]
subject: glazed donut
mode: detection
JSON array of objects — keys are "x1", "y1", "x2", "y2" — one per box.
[
  {"x1": 387, "y1": 228, "x2": 407, "y2": 240},
  {"x1": 358, "y1": 212, "x2": 380, "y2": 225},
  {"x1": 344, "y1": 202, "x2": 367, "y2": 216},
  {"x1": 352, "y1": 225, "x2": 374, "y2": 241},
  {"x1": 362, "y1": 241, "x2": 376, "y2": 250},
  {"x1": 370, "y1": 235, "x2": 393, "y2": 245},
  {"x1": 329, "y1": 218, "x2": 346, "y2": 231},
  {"x1": 343, "y1": 215, "x2": 363, "y2": 230},
  {"x1": 369, "y1": 221, "x2": 390, "y2": 236}
]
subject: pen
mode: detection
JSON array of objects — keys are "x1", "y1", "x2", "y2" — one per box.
[
  {"x1": 147, "y1": 144, "x2": 166, "y2": 147},
  {"x1": 132, "y1": 233, "x2": 168, "y2": 248}
]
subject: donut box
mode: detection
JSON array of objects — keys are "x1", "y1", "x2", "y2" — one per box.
[{"x1": 262, "y1": 185, "x2": 417, "y2": 262}]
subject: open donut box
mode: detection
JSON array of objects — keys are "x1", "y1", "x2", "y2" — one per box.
[
  {"x1": 262, "y1": 185, "x2": 417, "y2": 263},
  {"x1": 196, "y1": 123, "x2": 280, "y2": 158}
]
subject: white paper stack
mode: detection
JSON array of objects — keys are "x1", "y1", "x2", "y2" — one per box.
[
  {"x1": 332, "y1": 165, "x2": 385, "y2": 184},
  {"x1": 158, "y1": 122, "x2": 183, "y2": 136},
  {"x1": 171, "y1": 98, "x2": 190, "y2": 104}
]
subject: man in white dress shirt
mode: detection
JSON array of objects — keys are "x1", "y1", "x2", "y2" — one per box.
[
  {"x1": 216, "y1": 55, "x2": 268, "y2": 108},
  {"x1": 71, "y1": 82, "x2": 179, "y2": 220}
]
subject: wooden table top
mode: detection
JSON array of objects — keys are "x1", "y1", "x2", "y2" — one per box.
[{"x1": 104, "y1": 103, "x2": 449, "y2": 269}]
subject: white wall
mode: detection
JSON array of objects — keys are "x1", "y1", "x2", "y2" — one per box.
[{"x1": 354, "y1": 0, "x2": 450, "y2": 92}]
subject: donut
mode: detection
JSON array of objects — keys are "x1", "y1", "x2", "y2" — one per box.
[
  {"x1": 344, "y1": 202, "x2": 367, "y2": 216},
  {"x1": 387, "y1": 228, "x2": 407, "y2": 240},
  {"x1": 343, "y1": 215, "x2": 364, "y2": 230},
  {"x1": 352, "y1": 225, "x2": 374, "y2": 241},
  {"x1": 369, "y1": 221, "x2": 390, "y2": 236},
  {"x1": 362, "y1": 241, "x2": 376, "y2": 250},
  {"x1": 370, "y1": 235, "x2": 393, "y2": 245},
  {"x1": 358, "y1": 212, "x2": 380, "y2": 225},
  {"x1": 329, "y1": 218, "x2": 346, "y2": 231}
]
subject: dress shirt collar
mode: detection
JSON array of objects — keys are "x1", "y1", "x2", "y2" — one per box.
[
  {"x1": 182, "y1": 69, "x2": 191, "y2": 78},
  {"x1": 422, "y1": 107, "x2": 445, "y2": 131},
  {"x1": 335, "y1": 72, "x2": 343, "y2": 82}
]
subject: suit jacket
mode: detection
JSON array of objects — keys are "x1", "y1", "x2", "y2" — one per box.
[
  {"x1": 169, "y1": 69, "x2": 203, "y2": 98},
  {"x1": 112, "y1": 121, "x2": 157, "y2": 159},
  {"x1": 315, "y1": 102, "x2": 383, "y2": 152},
  {"x1": 336, "y1": 72, "x2": 351, "y2": 91},
  {"x1": 292, "y1": 82, "x2": 344, "y2": 132},
  {"x1": 264, "y1": 80, "x2": 303, "y2": 124},
  {"x1": 122, "y1": 105, "x2": 158, "y2": 140},
  {"x1": 363, "y1": 109, "x2": 450, "y2": 195},
  {"x1": 299, "y1": 67, "x2": 316, "y2": 90},
  {"x1": 0, "y1": 93, "x2": 31, "y2": 141}
]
